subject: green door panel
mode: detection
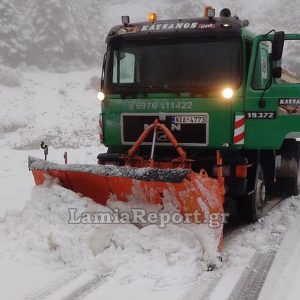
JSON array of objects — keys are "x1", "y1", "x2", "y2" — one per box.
[{"x1": 245, "y1": 34, "x2": 300, "y2": 149}]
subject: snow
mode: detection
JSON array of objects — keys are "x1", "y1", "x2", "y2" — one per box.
[
  {"x1": 0, "y1": 65, "x2": 210, "y2": 298},
  {"x1": 0, "y1": 64, "x2": 22, "y2": 87},
  {"x1": 0, "y1": 69, "x2": 107, "y2": 297},
  {"x1": 1, "y1": 2, "x2": 300, "y2": 296},
  {"x1": 0, "y1": 171, "x2": 206, "y2": 299},
  {"x1": 0, "y1": 67, "x2": 100, "y2": 149},
  {"x1": 0, "y1": 65, "x2": 209, "y2": 297},
  {"x1": 29, "y1": 156, "x2": 189, "y2": 181},
  {"x1": 209, "y1": 197, "x2": 300, "y2": 300},
  {"x1": 0, "y1": 260, "x2": 71, "y2": 300},
  {"x1": 1, "y1": 68, "x2": 300, "y2": 299},
  {"x1": 258, "y1": 213, "x2": 300, "y2": 300},
  {"x1": 90, "y1": 224, "x2": 204, "y2": 298}
]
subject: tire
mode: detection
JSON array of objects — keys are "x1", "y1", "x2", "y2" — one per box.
[
  {"x1": 238, "y1": 164, "x2": 266, "y2": 223},
  {"x1": 276, "y1": 169, "x2": 299, "y2": 197},
  {"x1": 251, "y1": 165, "x2": 266, "y2": 220},
  {"x1": 276, "y1": 142, "x2": 300, "y2": 197}
]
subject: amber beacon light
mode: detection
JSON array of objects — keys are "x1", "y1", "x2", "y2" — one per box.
[
  {"x1": 204, "y1": 6, "x2": 215, "y2": 18},
  {"x1": 148, "y1": 12, "x2": 158, "y2": 22}
]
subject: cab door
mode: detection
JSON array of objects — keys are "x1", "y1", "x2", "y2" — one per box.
[{"x1": 245, "y1": 33, "x2": 300, "y2": 150}]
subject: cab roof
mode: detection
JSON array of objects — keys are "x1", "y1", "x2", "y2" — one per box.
[{"x1": 106, "y1": 17, "x2": 245, "y2": 43}]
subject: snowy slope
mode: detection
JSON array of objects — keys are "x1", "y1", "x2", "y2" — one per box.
[{"x1": 0, "y1": 66, "x2": 100, "y2": 149}]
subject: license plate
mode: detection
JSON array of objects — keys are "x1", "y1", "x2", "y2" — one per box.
[{"x1": 173, "y1": 115, "x2": 207, "y2": 124}]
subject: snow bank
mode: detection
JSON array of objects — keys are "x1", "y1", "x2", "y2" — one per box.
[
  {"x1": 0, "y1": 180, "x2": 206, "y2": 294},
  {"x1": 0, "y1": 178, "x2": 105, "y2": 268},
  {"x1": 107, "y1": 180, "x2": 222, "y2": 265},
  {"x1": 91, "y1": 224, "x2": 203, "y2": 289}
]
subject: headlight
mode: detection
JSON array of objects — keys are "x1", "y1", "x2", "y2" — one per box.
[
  {"x1": 222, "y1": 88, "x2": 234, "y2": 100},
  {"x1": 97, "y1": 91, "x2": 105, "y2": 101}
]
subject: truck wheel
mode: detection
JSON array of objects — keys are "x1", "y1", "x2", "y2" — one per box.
[
  {"x1": 276, "y1": 161, "x2": 300, "y2": 197},
  {"x1": 294, "y1": 163, "x2": 300, "y2": 196},
  {"x1": 276, "y1": 141, "x2": 300, "y2": 197},
  {"x1": 252, "y1": 165, "x2": 266, "y2": 220},
  {"x1": 238, "y1": 164, "x2": 266, "y2": 223}
]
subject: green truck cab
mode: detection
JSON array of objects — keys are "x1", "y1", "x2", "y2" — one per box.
[{"x1": 99, "y1": 8, "x2": 300, "y2": 222}]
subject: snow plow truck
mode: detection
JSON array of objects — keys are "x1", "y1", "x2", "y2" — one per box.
[{"x1": 29, "y1": 7, "x2": 300, "y2": 254}]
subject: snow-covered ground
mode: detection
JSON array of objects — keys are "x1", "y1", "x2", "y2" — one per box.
[
  {"x1": 258, "y1": 216, "x2": 300, "y2": 300},
  {"x1": 1, "y1": 68, "x2": 300, "y2": 300},
  {"x1": 0, "y1": 66, "x2": 100, "y2": 149},
  {"x1": 0, "y1": 148, "x2": 204, "y2": 300}
]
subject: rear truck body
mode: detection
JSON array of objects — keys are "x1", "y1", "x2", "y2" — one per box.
[{"x1": 99, "y1": 8, "x2": 300, "y2": 222}]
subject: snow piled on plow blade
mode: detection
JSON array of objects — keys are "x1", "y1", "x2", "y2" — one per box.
[
  {"x1": 0, "y1": 179, "x2": 217, "y2": 296},
  {"x1": 28, "y1": 156, "x2": 224, "y2": 264},
  {"x1": 107, "y1": 179, "x2": 223, "y2": 265},
  {"x1": 28, "y1": 156, "x2": 190, "y2": 183}
]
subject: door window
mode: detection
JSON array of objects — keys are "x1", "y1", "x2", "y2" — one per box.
[
  {"x1": 277, "y1": 40, "x2": 300, "y2": 84},
  {"x1": 113, "y1": 51, "x2": 136, "y2": 83},
  {"x1": 252, "y1": 41, "x2": 271, "y2": 90}
]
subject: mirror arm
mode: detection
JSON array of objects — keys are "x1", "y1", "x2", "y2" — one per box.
[
  {"x1": 100, "y1": 53, "x2": 107, "y2": 91},
  {"x1": 259, "y1": 79, "x2": 272, "y2": 108},
  {"x1": 263, "y1": 29, "x2": 276, "y2": 37}
]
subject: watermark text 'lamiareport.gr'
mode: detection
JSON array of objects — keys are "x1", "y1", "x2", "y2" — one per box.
[{"x1": 68, "y1": 208, "x2": 227, "y2": 228}]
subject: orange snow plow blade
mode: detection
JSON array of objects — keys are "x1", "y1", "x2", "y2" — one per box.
[{"x1": 29, "y1": 120, "x2": 225, "y2": 252}]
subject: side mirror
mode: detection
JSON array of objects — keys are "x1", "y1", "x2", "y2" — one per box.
[{"x1": 271, "y1": 31, "x2": 285, "y2": 61}]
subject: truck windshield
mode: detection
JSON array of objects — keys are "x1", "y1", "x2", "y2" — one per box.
[{"x1": 105, "y1": 37, "x2": 242, "y2": 93}]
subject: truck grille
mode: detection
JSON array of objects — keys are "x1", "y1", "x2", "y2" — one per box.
[{"x1": 121, "y1": 113, "x2": 208, "y2": 146}]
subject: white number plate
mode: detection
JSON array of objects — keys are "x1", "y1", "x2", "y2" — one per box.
[{"x1": 174, "y1": 115, "x2": 207, "y2": 124}]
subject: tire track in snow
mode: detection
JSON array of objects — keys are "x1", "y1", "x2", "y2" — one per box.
[
  {"x1": 60, "y1": 274, "x2": 107, "y2": 300},
  {"x1": 23, "y1": 270, "x2": 107, "y2": 300},
  {"x1": 228, "y1": 197, "x2": 288, "y2": 300},
  {"x1": 184, "y1": 272, "x2": 221, "y2": 300},
  {"x1": 227, "y1": 250, "x2": 277, "y2": 300},
  {"x1": 227, "y1": 216, "x2": 286, "y2": 300},
  {"x1": 22, "y1": 269, "x2": 82, "y2": 300}
]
